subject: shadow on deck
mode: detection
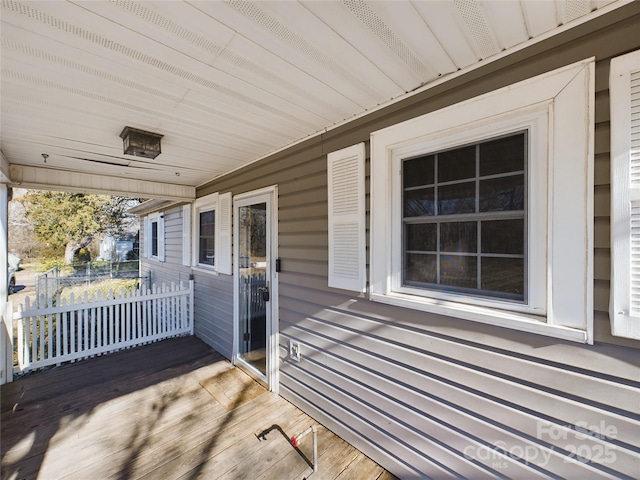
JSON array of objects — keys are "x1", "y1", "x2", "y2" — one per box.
[{"x1": 1, "y1": 336, "x2": 396, "y2": 480}]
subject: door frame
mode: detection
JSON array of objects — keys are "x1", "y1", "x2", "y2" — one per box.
[{"x1": 232, "y1": 185, "x2": 279, "y2": 393}]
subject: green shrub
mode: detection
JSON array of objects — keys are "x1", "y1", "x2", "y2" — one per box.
[{"x1": 39, "y1": 258, "x2": 65, "y2": 272}]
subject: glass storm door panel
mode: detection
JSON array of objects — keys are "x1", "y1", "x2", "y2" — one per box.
[{"x1": 237, "y1": 202, "x2": 268, "y2": 375}]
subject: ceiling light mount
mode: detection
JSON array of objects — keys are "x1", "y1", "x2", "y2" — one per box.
[{"x1": 119, "y1": 126, "x2": 163, "y2": 159}]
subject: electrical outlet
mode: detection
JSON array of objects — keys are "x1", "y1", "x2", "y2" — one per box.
[{"x1": 290, "y1": 340, "x2": 301, "y2": 362}]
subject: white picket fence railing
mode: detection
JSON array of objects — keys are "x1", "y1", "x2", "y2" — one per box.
[{"x1": 6, "y1": 281, "x2": 194, "y2": 378}]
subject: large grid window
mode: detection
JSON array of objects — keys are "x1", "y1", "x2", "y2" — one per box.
[
  {"x1": 198, "y1": 210, "x2": 215, "y2": 266},
  {"x1": 402, "y1": 132, "x2": 527, "y2": 301},
  {"x1": 370, "y1": 59, "x2": 594, "y2": 342}
]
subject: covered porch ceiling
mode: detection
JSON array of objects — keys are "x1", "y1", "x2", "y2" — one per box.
[{"x1": 0, "y1": 0, "x2": 627, "y2": 201}]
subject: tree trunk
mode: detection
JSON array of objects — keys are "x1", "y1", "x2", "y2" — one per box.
[{"x1": 64, "y1": 235, "x2": 93, "y2": 265}]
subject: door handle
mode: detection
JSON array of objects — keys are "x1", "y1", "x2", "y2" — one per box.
[{"x1": 259, "y1": 286, "x2": 270, "y2": 302}]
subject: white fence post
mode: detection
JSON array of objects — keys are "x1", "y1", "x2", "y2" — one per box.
[
  {"x1": 189, "y1": 279, "x2": 194, "y2": 336},
  {"x1": 1, "y1": 300, "x2": 13, "y2": 384}
]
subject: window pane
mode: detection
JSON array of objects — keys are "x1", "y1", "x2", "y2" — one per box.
[
  {"x1": 479, "y1": 175, "x2": 524, "y2": 212},
  {"x1": 399, "y1": 132, "x2": 527, "y2": 302},
  {"x1": 479, "y1": 133, "x2": 525, "y2": 176},
  {"x1": 200, "y1": 210, "x2": 215, "y2": 237},
  {"x1": 440, "y1": 255, "x2": 477, "y2": 289},
  {"x1": 404, "y1": 187, "x2": 435, "y2": 217},
  {"x1": 200, "y1": 210, "x2": 215, "y2": 227},
  {"x1": 481, "y1": 257, "x2": 524, "y2": 297},
  {"x1": 438, "y1": 145, "x2": 475, "y2": 182},
  {"x1": 440, "y1": 222, "x2": 477, "y2": 253},
  {"x1": 404, "y1": 155, "x2": 434, "y2": 187},
  {"x1": 199, "y1": 210, "x2": 215, "y2": 265},
  {"x1": 481, "y1": 220, "x2": 524, "y2": 254},
  {"x1": 438, "y1": 182, "x2": 476, "y2": 214},
  {"x1": 151, "y1": 221, "x2": 158, "y2": 257},
  {"x1": 405, "y1": 253, "x2": 437, "y2": 284},
  {"x1": 406, "y1": 223, "x2": 437, "y2": 252},
  {"x1": 199, "y1": 238, "x2": 214, "y2": 264}
]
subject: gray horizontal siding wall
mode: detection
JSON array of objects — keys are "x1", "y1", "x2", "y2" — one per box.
[
  {"x1": 139, "y1": 205, "x2": 234, "y2": 357},
  {"x1": 140, "y1": 207, "x2": 191, "y2": 286},
  {"x1": 192, "y1": 6, "x2": 640, "y2": 478},
  {"x1": 191, "y1": 268, "x2": 233, "y2": 358}
]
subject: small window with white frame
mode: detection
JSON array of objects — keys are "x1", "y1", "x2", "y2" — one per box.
[
  {"x1": 191, "y1": 191, "x2": 232, "y2": 275},
  {"x1": 151, "y1": 220, "x2": 159, "y2": 257},
  {"x1": 369, "y1": 58, "x2": 595, "y2": 343},
  {"x1": 145, "y1": 212, "x2": 164, "y2": 262},
  {"x1": 193, "y1": 193, "x2": 218, "y2": 270},
  {"x1": 198, "y1": 208, "x2": 215, "y2": 266}
]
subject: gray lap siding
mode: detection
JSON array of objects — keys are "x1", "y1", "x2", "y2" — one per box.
[
  {"x1": 139, "y1": 6, "x2": 640, "y2": 478},
  {"x1": 139, "y1": 206, "x2": 234, "y2": 356}
]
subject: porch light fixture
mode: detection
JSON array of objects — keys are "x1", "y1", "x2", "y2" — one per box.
[{"x1": 119, "y1": 126, "x2": 163, "y2": 159}]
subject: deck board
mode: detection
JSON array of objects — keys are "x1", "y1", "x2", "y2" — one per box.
[{"x1": 1, "y1": 336, "x2": 396, "y2": 480}]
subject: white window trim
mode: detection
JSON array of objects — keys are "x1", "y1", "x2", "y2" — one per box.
[
  {"x1": 389, "y1": 110, "x2": 547, "y2": 314},
  {"x1": 610, "y1": 49, "x2": 640, "y2": 340},
  {"x1": 191, "y1": 192, "x2": 232, "y2": 275},
  {"x1": 145, "y1": 211, "x2": 165, "y2": 262},
  {"x1": 192, "y1": 192, "x2": 218, "y2": 274},
  {"x1": 370, "y1": 58, "x2": 594, "y2": 344}
]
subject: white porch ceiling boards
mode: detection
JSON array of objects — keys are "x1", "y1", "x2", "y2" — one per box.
[{"x1": 0, "y1": 0, "x2": 623, "y2": 199}]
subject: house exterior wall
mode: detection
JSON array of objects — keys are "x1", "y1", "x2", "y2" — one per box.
[
  {"x1": 140, "y1": 5, "x2": 640, "y2": 478},
  {"x1": 140, "y1": 207, "x2": 189, "y2": 286},
  {"x1": 139, "y1": 206, "x2": 234, "y2": 357}
]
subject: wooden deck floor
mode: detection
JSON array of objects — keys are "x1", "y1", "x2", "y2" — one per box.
[{"x1": 1, "y1": 336, "x2": 396, "y2": 480}]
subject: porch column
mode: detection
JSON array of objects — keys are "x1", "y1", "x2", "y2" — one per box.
[
  {"x1": 1, "y1": 153, "x2": 11, "y2": 383},
  {"x1": 0, "y1": 184, "x2": 8, "y2": 300}
]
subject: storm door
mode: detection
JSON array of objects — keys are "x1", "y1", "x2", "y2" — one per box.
[{"x1": 233, "y1": 187, "x2": 278, "y2": 390}]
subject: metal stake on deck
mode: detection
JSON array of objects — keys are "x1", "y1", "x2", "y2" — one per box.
[{"x1": 290, "y1": 425, "x2": 318, "y2": 474}]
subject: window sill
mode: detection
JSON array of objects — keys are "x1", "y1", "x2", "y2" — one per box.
[
  {"x1": 369, "y1": 292, "x2": 588, "y2": 343},
  {"x1": 191, "y1": 266, "x2": 219, "y2": 276}
]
